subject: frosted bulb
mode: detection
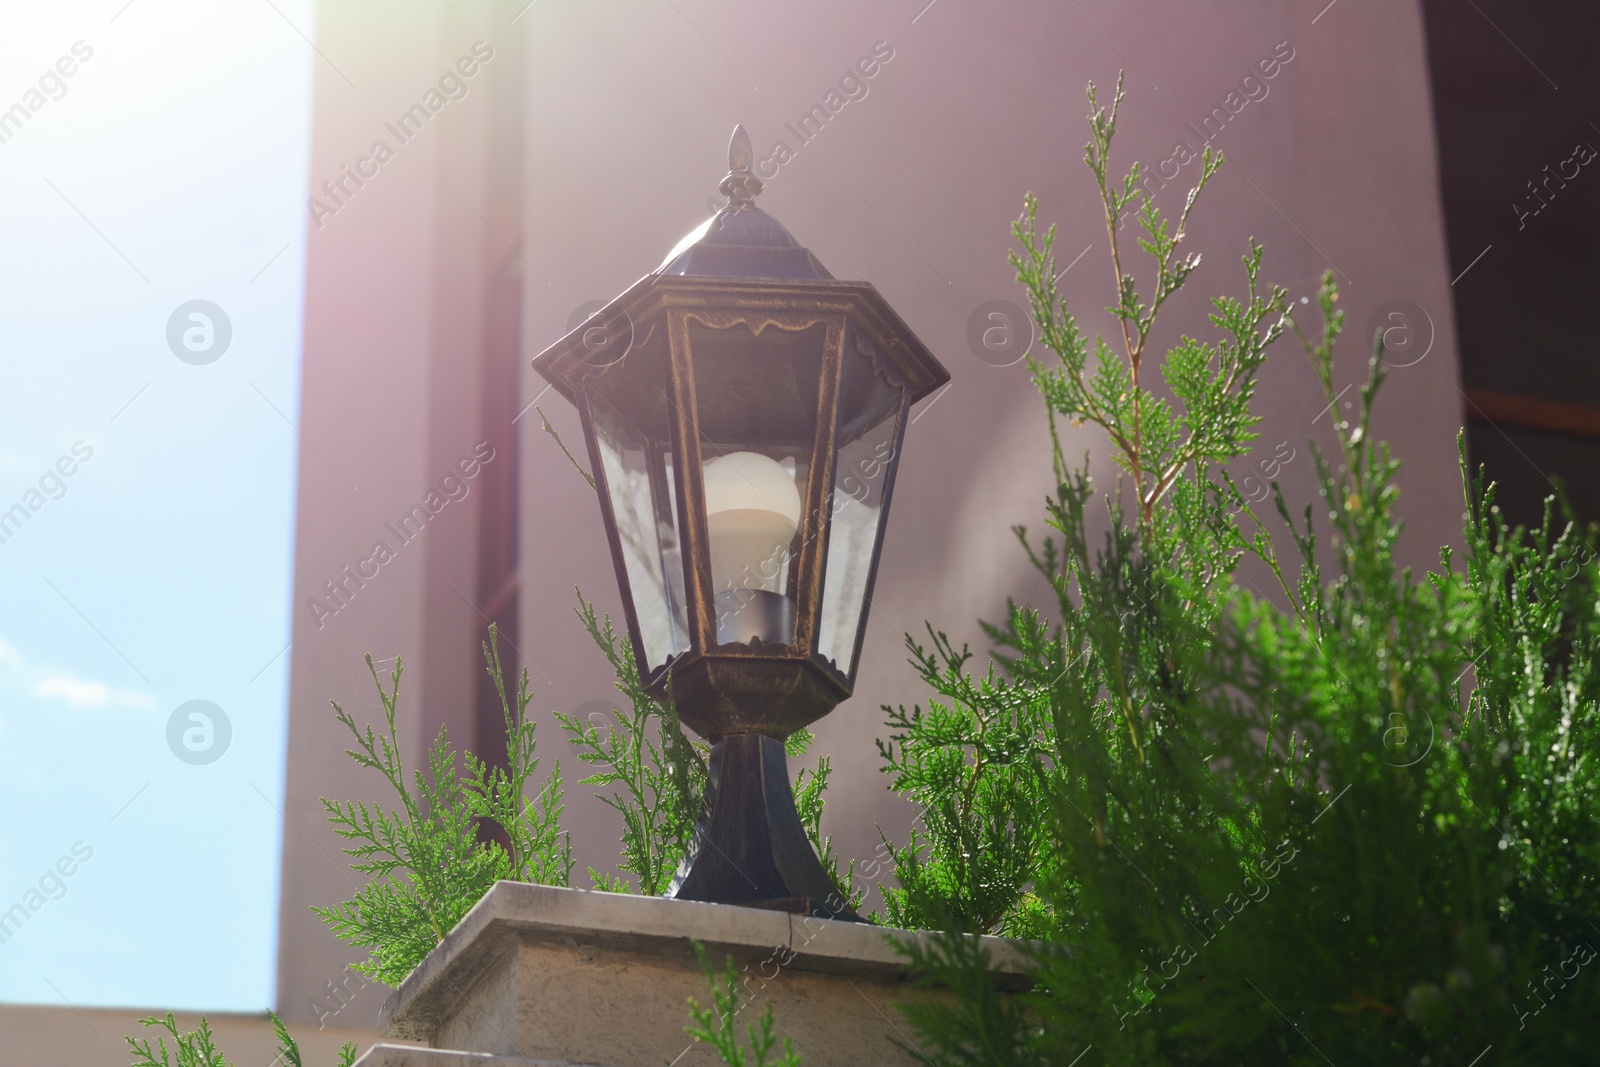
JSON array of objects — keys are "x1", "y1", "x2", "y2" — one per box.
[{"x1": 702, "y1": 451, "x2": 801, "y2": 594}]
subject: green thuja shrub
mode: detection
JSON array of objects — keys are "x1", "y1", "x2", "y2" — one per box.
[
  {"x1": 684, "y1": 944, "x2": 803, "y2": 1067},
  {"x1": 298, "y1": 595, "x2": 849, "y2": 994},
  {"x1": 884, "y1": 78, "x2": 1599, "y2": 1065},
  {"x1": 126, "y1": 1012, "x2": 355, "y2": 1067},
  {"x1": 311, "y1": 606, "x2": 851, "y2": 984},
  {"x1": 557, "y1": 593, "x2": 704, "y2": 895},
  {"x1": 312, "y1": 625, "x2": 573, "y2": 986}
]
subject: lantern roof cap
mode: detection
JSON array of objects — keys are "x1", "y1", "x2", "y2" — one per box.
[
  {"x1": 655, "y1": 126, "x2": 834, "y2": 281},
  {"x1": 532, "y1": 125, "x2": 951, "y2": 411}
]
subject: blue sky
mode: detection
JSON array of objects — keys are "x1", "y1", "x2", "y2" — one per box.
[{"x1": 0, "y1": 1, "x2": 312, "y2": 1011}]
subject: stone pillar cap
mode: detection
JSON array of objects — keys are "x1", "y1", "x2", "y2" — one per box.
[{"x1": 379, "y1": 881, "x2": 1035, "y2": 1044}]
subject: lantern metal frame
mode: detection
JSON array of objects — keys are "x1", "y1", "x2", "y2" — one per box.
[{"x1": 532, "y1": 128, "x2": 948, "y2": 918}]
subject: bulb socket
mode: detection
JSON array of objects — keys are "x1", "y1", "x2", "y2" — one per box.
[{"x1": 714, "y1": 588, "x2": 795, "y2": 646}]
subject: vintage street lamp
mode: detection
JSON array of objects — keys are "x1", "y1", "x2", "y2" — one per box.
[{"x1": 532, "y1": 127, "x2": 949, "y2": 918}]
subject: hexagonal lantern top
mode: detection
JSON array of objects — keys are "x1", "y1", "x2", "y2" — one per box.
[{"x1": 532, "y1": 126, "x2": 948, "y2": 916}]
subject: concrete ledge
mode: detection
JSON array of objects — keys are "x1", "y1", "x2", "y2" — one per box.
[
  {"x1": 379, "y1": 882, "x2": 1031, "y2": 1067},
  {"x1": 353, "y1": 1045, "x2": 604, "y2": 1067}
]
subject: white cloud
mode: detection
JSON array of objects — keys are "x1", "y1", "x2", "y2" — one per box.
[
  {"x1": 33, "y1": 672, "x2": 112, "y2": 708},
  {"x1": 0, "y1": 633, "x2": 158, "y2": 711}
]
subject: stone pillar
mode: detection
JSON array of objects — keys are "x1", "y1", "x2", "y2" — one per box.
[{"x1": 352, "y1": 882, "x2": 1029, "y2": 1067}]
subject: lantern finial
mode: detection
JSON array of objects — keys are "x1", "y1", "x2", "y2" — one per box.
[{"x1": 718, "y1": 125, "x2": 763, "y2": 211}]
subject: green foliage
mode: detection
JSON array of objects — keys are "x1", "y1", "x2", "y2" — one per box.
[
  {"x1": 267, "y1": 1013, "x2": 357, "y2": 1067},
  {"x1": 126, "y1": 1014, "x2": 229, "y2": 1067},
  {"x1": 876, "y1": 628, "x2": 1053, "y2": 937},
  {"x1": 301, "y1": 587, "x2": 850, "y2": 996},
  {"x1": 125, "y1": 1013, "x2": 355, "y2": 1067},
  {"x1": 684, "y1": 943, "x2": 803, "y2": 1067},
  {"x1": 557, "y1": 592, "x2": 706, "y2": 895},
  {"x1": 892, "y1": 930, "x2": 1041, "y2": 1067},
  {"x1": 792, "y1": 742, "x2": 862, "y2": 911},
  {"x1": 313, "y1": 624, "x2": 572, "y2": 986},
  {"x1": 886, "y1": 77, "x2": 1600, "y2": 1065},
  {"x1": 877, "y1": 74, "x2": 1283, "y2": 940}
]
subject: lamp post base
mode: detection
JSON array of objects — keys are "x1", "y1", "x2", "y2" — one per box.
[{"x1": 665, "y1": 732, "x2": 862, "y2": 921}]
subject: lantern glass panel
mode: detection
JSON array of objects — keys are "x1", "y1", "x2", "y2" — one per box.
[
  {"x1": 816, "y1": 336, "x2": 907, "y2": 679},
  {"x1": 687, "y1": 320, "x2": 825, "y2": 648},
  {"x1": 589, "y1": 388, "x2": 690, "y2": 672}
]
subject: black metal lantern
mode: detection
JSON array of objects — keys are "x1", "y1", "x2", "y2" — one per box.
[{"x1": 533, "y1": 127, "x2": 948, "y2": 918}]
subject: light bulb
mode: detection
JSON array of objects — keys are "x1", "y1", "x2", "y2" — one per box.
[{"x1": 702, "y1": 451, "x2": 801, "y2": 594}]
